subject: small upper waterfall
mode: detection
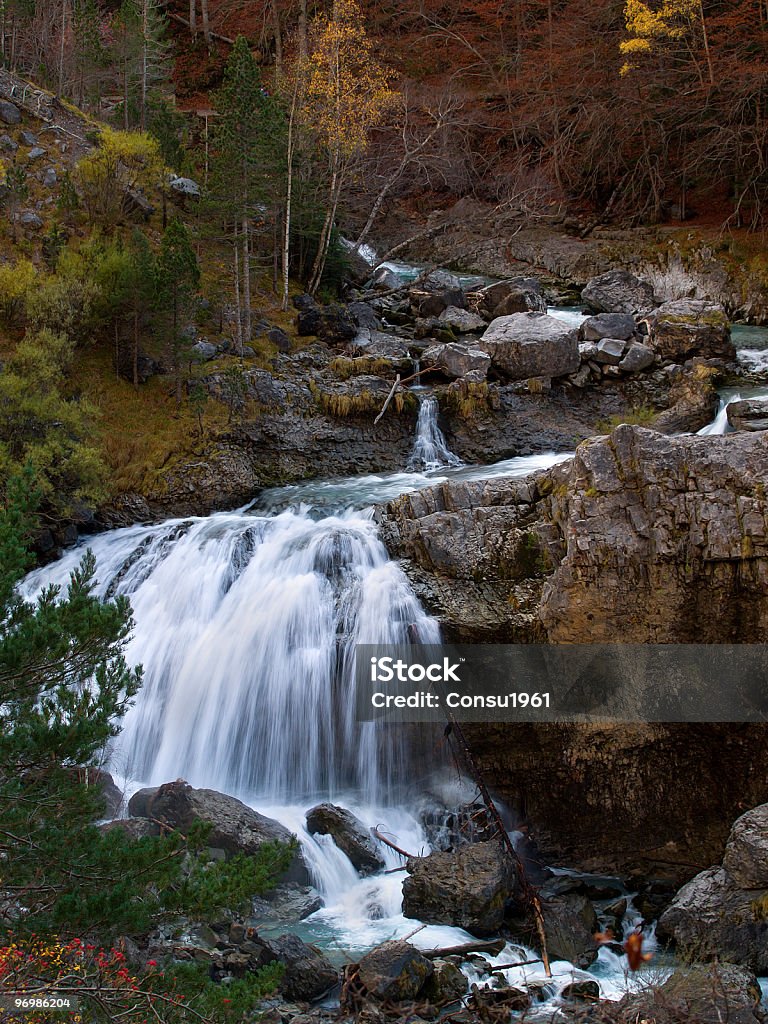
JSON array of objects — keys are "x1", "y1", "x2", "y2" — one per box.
[
  {"x1": 698, "y1": 395, "x2": 736, "y2": 436},
  {"x1": 408, "y1": 396, "x2": 463, "y2": 471},
  {"x1": 22, "y1": 506, "x2": 440, "y2": 805}
]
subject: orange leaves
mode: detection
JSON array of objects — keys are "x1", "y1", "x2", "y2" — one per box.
[{"x1": 593, "y1": 926, "x2": 654, "y2": 971}]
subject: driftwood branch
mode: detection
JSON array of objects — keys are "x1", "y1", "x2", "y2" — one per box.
[
  {"x1": 373, "y1": 374, "x2": 401, "y2": 425},
  {"x1": 372, "y1": 826, "x2": 414, "y2": 859},
  {"x1": 422, "y1": 939, "x2": 506, "y2": 959}
]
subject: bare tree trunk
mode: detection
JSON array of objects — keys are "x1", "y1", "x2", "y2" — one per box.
[
  {"x1": 242, "y1": 215, "x2": 252, "y2": 344},
  {"x1": 698, "y1": 0, "x2": 714, "y2": 87},
  {"x1": 298, "y1": 0, "x2": 307, "y2": 58},
  {"x1": 140, "y1": 0, "x2": 148, "y2": 130},
  {"x1": 308, "y1": 157, "x2": 342, "y2": 296},
  {"x1": 189, "y1": 0, "x2": 197, "y2": 37},
  {"x1": 272, "y1": 0, "x2": 283, "y2": 75},
  {"x1": 200, "y1": 0, "x2": 211, "y2": 48},
  {"x1": 233, "y1": 223, "x2": 243, "y2": 357},
  {"x1": 281, "y1": 83, "x2": 298, "y2": 312},
  {"x1": 133, "y1": 309, "x2": 139, "y2": 389}
]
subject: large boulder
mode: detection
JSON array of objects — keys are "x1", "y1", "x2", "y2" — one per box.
[
  {"x1": 581, "y1": 312, "x2": 638, "y2": 342},
  {"x1": 422, "y1": 342, "x2": 491, "y2": 380},
  {"x1": 475, "y1": 278, "x2": 546, "y2": 319},
  {"x1": 402, "y1": 841, "x2": 515, "y2": 935},
  {"x1": 410, "y1": 270, "x2": 466, "y2": 317},
  {"x1": 250, "y1": 882, "x2": 323, "y2": 923},
  {"x1": 723, "y1": 804, "x2": 768, "y2": 889},
  {"x1": 728, "y1": 399, "x2": 768, "y2": 433},
  {"x1": 262, "y1": 933, "x2": 337, "y2": 1001},
  {"x1": 658, "y1": 867, "x2": 768, "y2": 972},
  {"x1": 439, "y1": 306, "x2": 486, "y2": 333},
  {"x1": 645, "y1": 299, "x2": 735, "y2": 362},
  {"x1": 297, "y1": 301, "x2": 357, "y2": 344},
  {"x1": 582, "y1": 270, "x2": 657, "y2": 315},
  {"x1": 538, "y1": 894, "x2": 598, "y2": 969},
  {"x1": 618, "y1": 963, "x2": 765, "y2": 1024},
  {"x1": 479, "y1": 312, "x2": 580, "y2": 380},
  {"x1": 128, "y1": 781, "x2": 309, "y2": 883},
  {"x1": 357, "y1": 941, "x2": 433, "y2": 1002},
  {"x1": 0, "y1": 100, "x2": 21, "y2": 125},
  {"x1": 618, "y1": 340, "x2": 655, "y2": 374},
  {"x1": 305, "y1": 803, "x2": 384, "y2": 875},
  {"x1": 347, "y1": 328, "x2": 411, "y2": 365}
]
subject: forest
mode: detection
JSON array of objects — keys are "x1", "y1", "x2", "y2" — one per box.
[{"x1": 0, "y1": 2, "x2": 768, "y2": 1023}]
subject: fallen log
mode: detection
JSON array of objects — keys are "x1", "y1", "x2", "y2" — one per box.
[{"x1": 422, "y1": 939, "x2": 506, "y2": 959}]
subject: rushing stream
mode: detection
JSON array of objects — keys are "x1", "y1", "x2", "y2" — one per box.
[{"x1": 22, "y1": 311, "x2": 768, "y2": 1009}]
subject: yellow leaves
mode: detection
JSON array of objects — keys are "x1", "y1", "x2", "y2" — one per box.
[
  {"x1": 301, "y1": 0, "x2": 394, "y2": 159},
  {"x1": 620, "y1": 0, "x2": 702, "y2": 73},
  {"x1": 74, "y1": 127, "x2": 166, "y2": 225}
]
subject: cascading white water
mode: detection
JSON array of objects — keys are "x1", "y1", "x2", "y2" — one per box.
[
  {"x1": 697, "y1": 394, "x2": 736, "y2": 436},
  {"x1": 408, "y1": 396, "x2": 463, "y2": 471},
  {"x1": 22, "y1": 506, "x2": 439, "y2": 805}
]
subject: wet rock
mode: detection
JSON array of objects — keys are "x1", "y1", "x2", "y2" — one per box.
[
  {"x1": 422, "y1": 342, "x2": 491, "y2": 380},
  {"x1": 646, "y1": 299, "x2": 735, "y2": 362},
  {"x1": 560, "y1": 979, "x2": 600, "y2": 1002},
  {"x1": 422, "y1": 959, "x2": 468, "y2": 1003},
  {"x1": 582, "y1": 270, "x2": 657, "y2": 315},
  {"x1": 658, "y1": 866, "x2": 768, "y2": 972},
  {"x1": 619, "y1": 341, "x2": 655, "y2": 374},
  {"x1": 594, "y1": 338, "x2": 626, "y2": 365},
  {"x1": 129, "y1": 780, "x2": 309, "y2": 884},
  {"x1": 305, "y1": 803, "x2": 385, "y2": 875},
  {"x1": 475, "y1": 277, "x2": 546, "y2": 319},
  {"x1": 262, "y1": 934, "x2": 337, "y2": 1001},
  {"x1": 438, "y1": 306, "x2": 486, "y2": 333},
  {"x1": 479, "y1": 312, "x2": 580, "y2": 380},
  {"x1": 0, "y1": 100, "x2": 21, "y2": 124},
  {"x1": 724, "y1": 804, "x2": 768, "y2": 889},
  {"x1": 357, "y1": 940, "x2": 433, "y2": 1001},
  {"x1": 537, "y1": 894, "x2": 598, "y2": 969},
  {"x1": 410, "y1": 271, "x2": 466, "y2": 317},
  {"x1": 402, "y1": 840, "x2": 516, "y2": 935},
  {"x1": 250, "y1": 883, "x2": 323, "y2": 923},
  {"x1": 728, "y1": 399, "x2": 768, "y2": 433},
  {"x1": 468, "y1": 985, "x2": 530, "y2": 1014},
  {"x1": 581, "y1": 313, "x2": 637, "y2": 342},
  {"x1": 619, "y1": 963, "x2": 764, "y2": 1024}
]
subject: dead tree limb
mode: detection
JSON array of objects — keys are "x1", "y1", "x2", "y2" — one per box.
[
  {"x1": 422, "y1": 939, "x2": 506, "y2": 958},
  {"x1": 372, "y1": 826, "x2": 415, "y2": 859},
  {"x1": 373, "y1": 374, "x2": 400, "y2": 425},
  {"x1": 164, "y1": 9, "x2": 234, "y2": 44},
  {"x1": 445, "y1": 720, "x2": 552, "y2": 977}
]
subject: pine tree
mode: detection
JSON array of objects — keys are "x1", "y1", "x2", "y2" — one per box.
[
  {"x1": 155, "y1": 218, "x2": 200, "y2": 405},
  {"x1": 210, "y1": 36, "x2": 286, "y2": 344}
]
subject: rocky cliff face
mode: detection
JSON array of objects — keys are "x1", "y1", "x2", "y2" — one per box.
[{"x1": 377, "y1": 427, "x2": 768, "y2": 879}]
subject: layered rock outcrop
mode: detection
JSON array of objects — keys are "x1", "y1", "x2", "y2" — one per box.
[{"x1": 378, "y1": 427, "x2": 768, "y2": 876}]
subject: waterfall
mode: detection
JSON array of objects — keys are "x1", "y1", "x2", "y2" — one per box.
[
  {"x1": 697, "y1": 395, "x2": 736, "y2": 436},
  {"x1": 408, "y1": 396, "x2": 463, "y2": 471},
  {"x1": 22, "y1": 506, "x2": 440, "y2": 805}
]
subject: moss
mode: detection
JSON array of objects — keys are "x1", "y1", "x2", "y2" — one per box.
[
  {"x1": 329, "y1": 356, "x2": 395, "y2": 380},
  {"x1": 444, "y1": 379, "x2": 491, "y2": 419},
  {"x1": 596, "y1": 404, "x2": 657, "y2": 433},
  {"x1": 751, "y1": 893, "x2": 768, "y2": 921}
]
